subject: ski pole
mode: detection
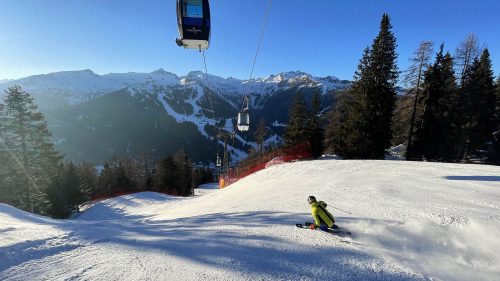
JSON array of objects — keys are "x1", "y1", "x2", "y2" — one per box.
[{"x1": 331, "y1": 206, "x2": 352, "y2": 215}]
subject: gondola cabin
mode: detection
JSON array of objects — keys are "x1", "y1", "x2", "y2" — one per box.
[
  {"x1": 216, "y1": 154, "x2": 222, "y2": 167},
  {"x1": 176, "y1": 0, "x2": 211, "y2": 50},
  {"x1": 237, "y1": 112, "x2": 250, "y2": 131}
]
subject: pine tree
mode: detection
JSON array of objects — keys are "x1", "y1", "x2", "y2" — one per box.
[
  {"x1": 412, "y1": 45, "x2": 460, "y2": 161},
  {"x1": 491, "y1": 77, "x2": 500, "y2": 164},
  {"x1": 114, "y1": 161, "x2": 134, "y2": 192},
  {"x1": 157, "y1": 155, "x2": 177, "y2": 194},
  {"x1": 455, "y1": 34, "x2": 480, "y2": 86},
  {"x1": 326, "y1": 14, "x2": 398, "y2": 159},
  {"x1": 174, "y1": 150, "x2": 192, "y2": 196},
  {"x1": 141, "y1": 152, "x2": 154, "y2": 190},
  {"x1": 404, "y1": 42, "x2": 434, "y2": 159},
  {"x1": 97, "y1": 162, "x2": 113, "y2": 196},
  {"x1": 461, "y1": 49, "x2": 496, "y2": 160},
  {"x1": 47, "y1": 162, "x2": 86, "y2": 218},
  {"x1": 283, "y1": 91, "x2": 309, "y2": 147},
  {"x1": 0, "y1": 103, "x2": 16, "y2": 206},
  {"x1": 324, "y1": 90, "x2": 352, "y2": 155},
  {"x1": 455, "y1": 34, "x2": 481, "y2": 160},
  {"x1": 309, "y1": 92, "x2": 324, "y2": 158},
  {"x1": 78, "y1": 162, "x2": 98, "y2": 198},
  {"x1": 364, "y1": 14, "x2": 399, "y2": 158},
  {"x1": 1, "y1": 85, "x2": 62, "y2": 213},
  {"x1": 254, "y1": 118, "x2": 268, "y2": 154},
  {"x1": 325, "y1": 48, "x2": 371, "y2": 158}
]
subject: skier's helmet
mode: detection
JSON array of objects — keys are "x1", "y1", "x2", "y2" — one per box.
[{"x1": 307, "y1": 196, "x2": 316, "y2": 204}]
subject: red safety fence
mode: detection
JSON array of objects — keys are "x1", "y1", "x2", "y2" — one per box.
[{"x1": 219, "y1": 142, "x2": 312, "y2": 188}]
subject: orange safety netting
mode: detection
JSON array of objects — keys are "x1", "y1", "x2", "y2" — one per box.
[{"x1": 219, "y1": 142, "x2": 312, "y2": 188}]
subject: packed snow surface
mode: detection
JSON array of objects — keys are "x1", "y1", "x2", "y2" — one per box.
[{"x1": 1, "y1": 160, "x2": 500, "y2": 280}]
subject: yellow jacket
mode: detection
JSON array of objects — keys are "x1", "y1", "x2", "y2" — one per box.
[{"x1": 310, "y1": 201, "x2": 335, "y2": 228}]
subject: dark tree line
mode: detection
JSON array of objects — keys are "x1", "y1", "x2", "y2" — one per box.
[
  {"x1": 283, "y1": 91, "x2": 324, "y2": 158},
  {"x1": 281, "y1": 14, "x2": 500, "y2": 164},
  {"x1": 79, "y1": 151, "x2": 212, "y2": 199},
  {"x1": 324, "y1": 14, "x2": 398, "y2": 159},
  {"x1": 0, "y1": 86, "x2": 213, "y2": 218},
  {"x1": 322, "y1": 15, "x2": 500, "y2": 164},
  {"x1": 404, "y1": 39, "x2": 498, "y2": 163},
  {"x1": 46, "y1": 163, "x2": 88, "y2": 218},
  {"x1": 409, "y1": 45, "x2": 459, "y2": 161}
]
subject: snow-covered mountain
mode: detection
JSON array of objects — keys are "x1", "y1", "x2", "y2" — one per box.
[
  {"x1": 0, "y1": 69, "x2": 349, "y2": 105},
  {"x1": 0, "y1": 69, "x2": 179, "y2": 105},
  {"x1": 0, "y1": 69, "x2": 351, "y2": 164},
  {"x1": 1, "y1": 159, "x2": 499, "y2": 280}
]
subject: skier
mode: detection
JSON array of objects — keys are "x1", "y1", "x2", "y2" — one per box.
[{"x1": 307, "y1": 196, "x2": 336, "y2": 231}]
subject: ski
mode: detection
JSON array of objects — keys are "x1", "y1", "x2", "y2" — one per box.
[{"x1": 295, "y1": 222, "x2": 352, "y2": 238}]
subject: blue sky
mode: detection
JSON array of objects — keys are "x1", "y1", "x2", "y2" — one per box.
[{"x1": 0, "y1": 0, "x2": 499, "y2": 81}]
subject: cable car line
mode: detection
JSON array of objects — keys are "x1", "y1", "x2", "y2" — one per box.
[
  {"x1": 177, "y1": 0, "x2": 224, "y2": 167},
  {"x1": 201, "y1": 49, "x2": 216, "y2": 122},
  {"x1": 176, "y1": 0, "x2": 273, "y2": 165},
  {"x1": 201, "y1": 49, "x2": 223, "y2": 165},
  {"x1": 237, "y1": 0, "x2": 273, "y2": 132},
  {"x1": 249, "y1": 0, "x2": 273, "y2": 81}
]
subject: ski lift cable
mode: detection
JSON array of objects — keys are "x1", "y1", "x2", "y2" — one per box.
[
  {"x1": 201, "y1": 48, "x2": 220, "y2": 156},
  {"x1": 241, "y1": 0, "x2": 273, "y2": 113},
  {"x1": 249, "y1": 0, "x2": 273, "y2": 82},
  {"x1": 201, "y1": 49, "x2": 216, "y2": 122}
]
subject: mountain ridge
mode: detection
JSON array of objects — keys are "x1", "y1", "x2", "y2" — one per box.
[
  {"x1": 0, "y1": 69, "x2": 349, "y2": 105},
  {"x1": 0, "y1": 69, "x2": 351, "y2": 164}
]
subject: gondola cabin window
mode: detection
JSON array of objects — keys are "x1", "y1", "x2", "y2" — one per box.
[{"x1": 183, "y1": 0, "x2": 203, "y2": 18}]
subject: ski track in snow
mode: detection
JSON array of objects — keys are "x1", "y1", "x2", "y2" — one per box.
[{"x1": 1, "y1": 160, "x2": 500, "y2": 280}]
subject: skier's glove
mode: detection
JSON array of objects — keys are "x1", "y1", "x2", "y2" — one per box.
[{"x1": 309, "y1": 224, "x2": 316, "y2": 230}]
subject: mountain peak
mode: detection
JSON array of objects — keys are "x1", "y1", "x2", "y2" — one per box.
[
  {"x1": 151, "y1": 68, "x2": 172, "y2": 75},
  {"x1": 61, "y1": 69, "x2": 98, "y2": 76},
  {"x1": 278, "y1": 71, "x2": 309, "y2": 77},
  {"x1": 260, "y1": 71, "x2": 312, "y2": 83},
  {"x1": 186, "y1": 71, "x2": 205, "y2": 77}
]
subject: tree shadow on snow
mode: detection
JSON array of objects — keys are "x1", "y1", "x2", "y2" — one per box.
[
  {"x1": 0, "y1": 236, "x2": 82, "y2": 272},
  {"x1": 444, "y1": 175, "x2": 500, "y2": 182},
  {"x1": 75, "y1": 194, "x2": 183, "y2": 222},
  {"x1": 1, "y1": 209, "x2": 422, "y2": 280},
  {"x1": 67, "y1": 212, "x2": 422, "y2": 280}
]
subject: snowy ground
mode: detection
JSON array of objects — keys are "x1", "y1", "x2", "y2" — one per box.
[{"x1": 1, "y1": 160, "x2": 500, "y2": 280}]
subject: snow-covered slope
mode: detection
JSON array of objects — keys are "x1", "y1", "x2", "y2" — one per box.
[{"x1": 3, "y1": 160, "x2": 499, "y2": 280}]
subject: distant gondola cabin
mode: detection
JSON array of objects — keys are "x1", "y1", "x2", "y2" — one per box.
[
  {"x1": 216, "y1": 154, "x2": 222, "y2": 167},
  {"x1": 176, "y1": 0, "x2": 211, "y2": 50},
  {"x1": 237, "y1": 112, "x2": 250, "y2": 131}
]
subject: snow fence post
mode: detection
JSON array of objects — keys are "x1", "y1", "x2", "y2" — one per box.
[{"x1": 219, "y1": 176, "x2": 225, "y2": 189}]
